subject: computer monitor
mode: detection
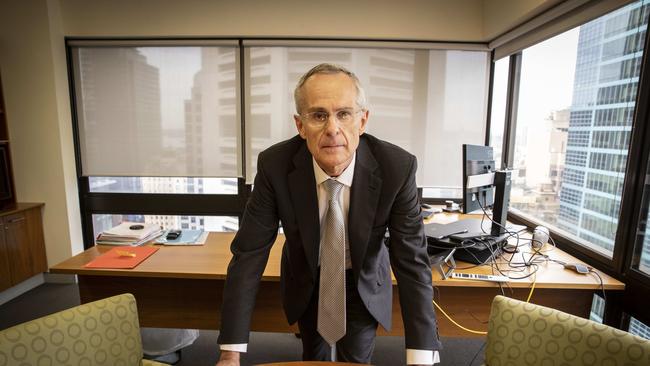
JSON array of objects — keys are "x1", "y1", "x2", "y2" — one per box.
[
  {"x1": 424, "y1": 145, "x2": 519, "y2": 264},
  {"x1": 462, "y1": 144, "x2": 517, "y2": 237},
  {"x1": 462, "y1": 144, "x2": 496, "y2": 214}
]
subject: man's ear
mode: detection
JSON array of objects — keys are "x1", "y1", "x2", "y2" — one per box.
[
  {"x1": 294, "y1": 114, "x2": 307, "y2": 139},
  {"x1": 359, "y1": 110, "x2": 369, "y2": 135}
]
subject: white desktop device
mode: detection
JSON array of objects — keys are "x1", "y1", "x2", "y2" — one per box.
[{"x1": 451, "y1": 272, "x2": 509, "y2": 282}]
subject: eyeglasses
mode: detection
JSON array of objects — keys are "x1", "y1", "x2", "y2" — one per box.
[{"x1": 299, "y1": 109, "x2": 363, "y2": 127}]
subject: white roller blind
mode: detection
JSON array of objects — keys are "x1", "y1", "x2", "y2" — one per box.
[
  {"x1": 244, "y1": 46, "x2": 489, "y2": 188},
  {"x1": 72, "y1": 45, "x2": 241, "y2": 177},
  {"x1": 491, "y1": 0, "x2": 635, "y2": 59}
]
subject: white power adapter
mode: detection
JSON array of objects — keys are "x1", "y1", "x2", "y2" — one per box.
[{"x1": 531, "y1": 226, "x2": 550, "y2": 249}]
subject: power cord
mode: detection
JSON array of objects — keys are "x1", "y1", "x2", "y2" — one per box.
[
  {"x1": 432, "y1": 299, "x2": 488, "y2": 335},
  {"x1": 432, "y1": 267, "x2": 539, "y2": 336}
]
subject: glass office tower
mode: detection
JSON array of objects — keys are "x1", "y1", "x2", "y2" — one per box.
[{"x1": 557, "y1": 2, "x2": 649, "y2": 260}]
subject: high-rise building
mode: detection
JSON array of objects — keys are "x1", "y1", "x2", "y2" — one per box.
[
  {"x1": 629, "y1": 318, "x2": 650, "y2": 340},
  {"x1": 511, "y1": 108, "x2": 569, "y2": 223},
  {"x1": 558, "y1": 1, "x2": 649, "y2": 258}
]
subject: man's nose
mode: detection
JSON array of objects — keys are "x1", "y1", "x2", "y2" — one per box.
[{"x1": 323, "y1": 115, "x2": 340, "y2": 134}]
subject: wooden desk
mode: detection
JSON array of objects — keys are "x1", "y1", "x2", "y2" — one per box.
[{"x1": 50, "y1": 213, "x2": 624, "y2": 337}]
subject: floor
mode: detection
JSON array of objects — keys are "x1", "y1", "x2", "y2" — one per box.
[{"x1": 0, "y1": 283, "x2": 486, "y2": 365}]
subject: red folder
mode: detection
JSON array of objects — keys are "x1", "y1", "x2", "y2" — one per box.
[{"x1": 84, "y1": 246, "x2": 159, "y2": 269}]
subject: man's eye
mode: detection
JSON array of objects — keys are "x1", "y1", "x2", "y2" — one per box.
[
  {"x1": 312, "y1": 112, "x2": 328, "y2": 121},
  {"x1": 337, "y1": 111, "x2": 352, "y2": 120}
]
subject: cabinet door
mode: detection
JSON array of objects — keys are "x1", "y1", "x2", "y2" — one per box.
[
  {"x1": 4, "y1": 209, "x2": 46, "y2": 284},
  {"x1": 4, "y1": 212, "x2": 32, "y2": 284},
  {"x1": 24, "y1": 207, "x2": 47, "y2": 274},
  {"x1": 0, "y1": 222, "x2": 11, "y2": 291}
]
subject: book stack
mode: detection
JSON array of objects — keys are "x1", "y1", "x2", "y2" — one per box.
[{"x1": 96, "y1": 222, "x2": 163, "y2": 246}]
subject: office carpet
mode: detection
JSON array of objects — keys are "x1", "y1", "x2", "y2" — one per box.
[{"x1": 0, "y1": 283, "x2": 486, "y2": 365}]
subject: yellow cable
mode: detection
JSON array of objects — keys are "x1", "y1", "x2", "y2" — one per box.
[
  {"x1": 432, "y1": 299, "x2": 488, "y2": 335},
  {"x1": 526, "y1": 272, "x2": 537, "y2": 303},
  {"x1": 432, "y1": 271, "x2": 537, "y2": 336}
]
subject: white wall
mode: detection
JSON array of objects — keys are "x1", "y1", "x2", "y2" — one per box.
[
  {"x1": 0, "y1": 0, "x2": 84, "y2": 267},
  {"x1": 59, "y1": 0, "x2": 485, "y2": 41},
  {"x1": 0, "y1": 0, "x2": 557, "y2": 271},
  {"x1": 482, "y1": 0, "x2": 563, "y2": 40}
]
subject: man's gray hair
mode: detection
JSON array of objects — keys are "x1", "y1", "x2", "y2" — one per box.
[{"x1": 294, "y1": 63, "x2": 368, "y2": 114}]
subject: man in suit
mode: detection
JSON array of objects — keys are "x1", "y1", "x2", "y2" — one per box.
[{"x1": 216, "y1": 63, "x2": 441, "y2": 365}]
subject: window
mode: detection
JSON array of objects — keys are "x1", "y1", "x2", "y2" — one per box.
[
  {"x1": 244, "y1": 45, "x2": 490, "y2": 197},
  {"x1": 509, "y1": 1, "x2": 648, "y2": 258},
  {"x1": 489, "y1": 57, "x2": 511, "y2": 168},
  {"x1": 72, "y1": 44, "x2": 241, "y2": 179},
  {"x1": 632, "y1": 148, "x2": 650, "y2": 275},
  {"x1": 590, "y1": 294, "x2": 605, "y2": 323},
  {"x1": 89, "y1": 177, "x2": 237, "y2": 194},
  {"x1": 629, "y1": 317, "x2": 650, "y2": 339},
  {"x1": 70, "y1": 40, "x2": 490, "y2": 245},
  {"x1": 91, "y1": 214, "x2": 238, "y2": 243},
  {"x1": 70, "y1": 42, "x2": 244, "y2": 244}
]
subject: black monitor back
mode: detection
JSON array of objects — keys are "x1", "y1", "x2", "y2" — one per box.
[{"x1": 462, "y1": 144, "x2": 495, "y2": 214}]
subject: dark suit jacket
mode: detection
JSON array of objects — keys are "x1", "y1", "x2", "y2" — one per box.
[{"x1": 218, "y1": 134, "x2": 441, "y2": 351}]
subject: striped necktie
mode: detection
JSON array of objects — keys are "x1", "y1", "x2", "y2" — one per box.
[{"x1": 317, "y1": 179, "x2": 346, "y2": 346}]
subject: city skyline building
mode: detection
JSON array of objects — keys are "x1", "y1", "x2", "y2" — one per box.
[
  {"x1": 558, "y1": 1, "x2": 648, "y2": 259},
  {"x1": 511, "y1": 108, "x2": 569, "y2": 224}
]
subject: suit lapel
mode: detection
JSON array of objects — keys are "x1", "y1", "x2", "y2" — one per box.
[
  {"x1": 349, "y1": 138, "x2": 382, "y2": 276},
  {"x1": 288, "y1": 143, "x2": 320, "y2": 278}
]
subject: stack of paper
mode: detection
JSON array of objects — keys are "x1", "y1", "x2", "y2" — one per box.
[{"x1": 96, "y1": 222, "x2": 163, "y2": 246}]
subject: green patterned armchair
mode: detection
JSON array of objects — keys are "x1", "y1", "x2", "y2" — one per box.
[
  {"x1": 0, "y1": 293, "x2": 166, "y2": 366},
  {"x1": 486, "y1": 295, "x2": 650, "y2": 365}
]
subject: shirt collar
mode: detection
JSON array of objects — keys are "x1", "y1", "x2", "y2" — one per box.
[{"x1": 312, "y1": 153, "x2": 356, "y2": 188}]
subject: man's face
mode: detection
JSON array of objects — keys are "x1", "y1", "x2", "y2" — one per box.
[{"x1": 294, "y1": 73, "x2": 368, "y2": 177}]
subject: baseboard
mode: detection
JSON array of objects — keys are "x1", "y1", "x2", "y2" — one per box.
[
  {"x1": 0, "y1": 274, "x2": 45, "y2": 306},
  {"x1": 44, "y1": 272, "x2": 77, "y2": 284}
]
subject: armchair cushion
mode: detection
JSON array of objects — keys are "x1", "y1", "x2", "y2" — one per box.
[
  {"x1": 0, "y1": 293, "x2": 166, "y2": 366},
  {"x1": 486, "y1": 295, "x2": 650, "y2": 365}
]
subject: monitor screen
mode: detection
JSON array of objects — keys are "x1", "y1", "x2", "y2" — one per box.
[{"x1": 462, "y1": 144, "x2": 495, "y2": 214}]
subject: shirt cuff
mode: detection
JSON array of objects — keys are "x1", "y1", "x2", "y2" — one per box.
[
  {"x1": 406, "y1": 349, "x2": 440, "y2": 365},
  {"x1": 219, "y1": 343, "x2": 248, "y2": 353}
]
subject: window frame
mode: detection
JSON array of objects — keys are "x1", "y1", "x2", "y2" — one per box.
[
  {"x1": 66, "y1": 39, "x2": 251, "y2": 249},
  {"x1": 66, "y1": 37, "x2": 492, "y2": 247},
  {"x1": 492, "y1": 2, "x2": 650, "y2": 329}
]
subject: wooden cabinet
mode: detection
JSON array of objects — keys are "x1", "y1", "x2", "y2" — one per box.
[
  {"x1": 0, "y1": 225, "x2": 11, "y2": 290},
  {"x1": 0, "y1": 203, "x2": 46, "y2": 291}
]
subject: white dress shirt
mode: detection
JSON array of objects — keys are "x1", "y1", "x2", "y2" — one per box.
[{"x1": 221, "y1": 155, "x2": 440, "y2": 365}]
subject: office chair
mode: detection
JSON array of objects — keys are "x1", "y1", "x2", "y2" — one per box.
[
  {"x1": 0, "y1": 293, "x2": 166, "y2": 366},
  {"x1": 485, "y1": 295, "x2": 650, "y2": 365}
]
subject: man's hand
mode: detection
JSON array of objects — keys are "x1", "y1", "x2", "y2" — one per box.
[{"x1": 215, "y1": 350, "x2": 240, "y2": 366}]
